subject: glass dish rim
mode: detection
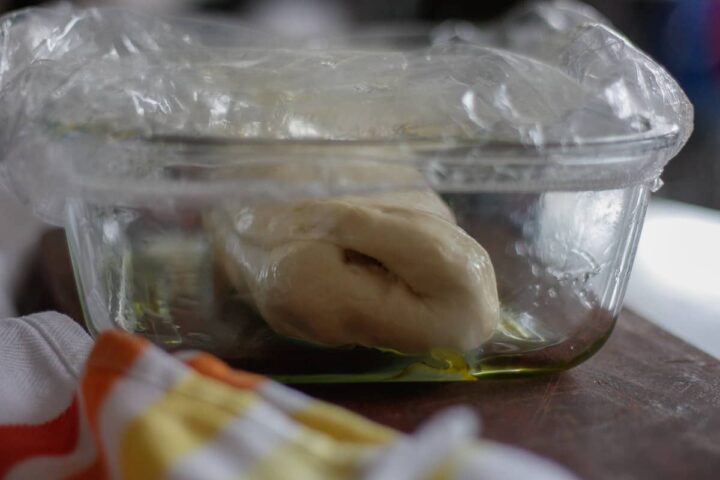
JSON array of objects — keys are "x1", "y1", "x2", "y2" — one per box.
[{"x1": 48, "y1": 123, "x2": 680, "y2": 207}]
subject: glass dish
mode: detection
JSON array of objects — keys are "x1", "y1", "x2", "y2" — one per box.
[
  {"x1": 58, "y1": 132, "x2": 672, "y2": 382},
  {"x1": 0, "y1": 2, "x2": 693, "y2": 382}
]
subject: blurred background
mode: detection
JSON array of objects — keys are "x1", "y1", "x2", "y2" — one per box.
[{"x1": 0, "y1": 0, "x2": 718, "y2": 355}]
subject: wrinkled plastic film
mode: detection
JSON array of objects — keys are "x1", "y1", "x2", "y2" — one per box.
[{"x1": 0, "y1": 0, "x2": 693, "y2": 222}]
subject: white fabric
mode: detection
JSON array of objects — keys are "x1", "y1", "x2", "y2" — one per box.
[
  {"x1": 0, "y1": 312, "x2": 581, "y2": 480},
  {"x1": 0, "y1": 312, "x2": 92, "y2": 424}
]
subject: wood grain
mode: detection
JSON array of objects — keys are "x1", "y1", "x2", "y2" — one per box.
[
  {"x1": 300, "y1": 311, "x2": 720, "y2": 480},
  {"x1": 17, "y1": 228, "x2": 720, "y2": 480}
]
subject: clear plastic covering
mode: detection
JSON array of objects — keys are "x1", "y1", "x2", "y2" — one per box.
[{"x1": 0, "y1": 0, "x2": 693, "y2": 222}]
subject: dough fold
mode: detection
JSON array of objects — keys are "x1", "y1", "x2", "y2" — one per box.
[{"x1": 208, "y1": 165, "x2": 499, "y2": 353}]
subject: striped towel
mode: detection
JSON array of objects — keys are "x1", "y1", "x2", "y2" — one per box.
[{"x1": 0, "y1": 312, "x2": 578, "y2": 479}]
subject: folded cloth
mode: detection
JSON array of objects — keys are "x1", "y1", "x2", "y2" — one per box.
[{"x1": 0, "y1": 313, "x2": 578, "y2": 480}]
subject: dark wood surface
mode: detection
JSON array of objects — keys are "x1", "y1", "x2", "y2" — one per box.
[
  {"x1": 16, "y1": 229, "x2": 720, "y2": 480},
  {"x1": 301, "y1": 311, "x2": 720, "y2": 480}
]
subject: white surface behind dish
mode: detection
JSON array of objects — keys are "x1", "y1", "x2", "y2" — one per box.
[{"x1": 625, "y1": 198, "x2": 720, "y2": 359}]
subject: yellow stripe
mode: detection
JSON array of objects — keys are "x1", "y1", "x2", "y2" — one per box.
[
  {"x1": 118, "y1": 373, "x2": 256, "y2": 480},
  {"x1": 290, "y1": 401, "x2": 396, "y2": 444},
  {"x1": 239, "y1": 429, "x2": 375, "y2": 480},
  {"x1": 424, "y1": 445, "x2": 471, "y2": 480},
  {"x1": 237, "y1": 401, "x2": 397, "y2": 480},
  {"x1": 425, "y1": 457, "x2": 458, "y2": 480}
]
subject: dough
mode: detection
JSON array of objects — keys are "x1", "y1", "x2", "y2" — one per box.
[{"x1": 208, "y1": 164, "x2": 499, "y2": 354}]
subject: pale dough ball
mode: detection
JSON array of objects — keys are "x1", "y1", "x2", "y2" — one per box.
[{"x1": 208, "y1": 164, "x2": 499, "y2": 353}]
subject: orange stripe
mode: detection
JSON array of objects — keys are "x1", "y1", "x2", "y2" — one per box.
[
  {"x1": 0, "y1": 397, "x2": 80, "y2": 478},
  {"x1": 183, "y1": 353, "x2": 265, "y2": 390},
  {"x1": 66, "y1": 331, "x2": 149, "y2": 480}
]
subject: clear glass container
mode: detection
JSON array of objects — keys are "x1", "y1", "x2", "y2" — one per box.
[
  {"x1": 0, "y1": 2, "x2": 692, "y2": 382},
  {"x1": 58, "y1": 132, "x2": 673, "y2": 382}
]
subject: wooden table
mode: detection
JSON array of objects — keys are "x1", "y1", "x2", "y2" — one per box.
[{"x1": 16, "y1": 229, "x2": 720, "y2": 480}]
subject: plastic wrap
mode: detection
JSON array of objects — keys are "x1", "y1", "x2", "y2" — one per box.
[{"x1": 0, "y1": 0, "x2": 693, "y2": 222}]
